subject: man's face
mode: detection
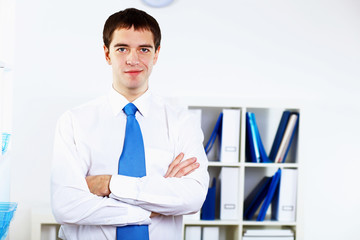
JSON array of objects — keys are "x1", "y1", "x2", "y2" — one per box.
[{"x1": 104, "y1": 27, "x2": 159, "y2": 98}]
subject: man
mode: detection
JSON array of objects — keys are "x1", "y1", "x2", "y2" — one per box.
[{"x1": 51, "y1": 8, "x2": 209, "y2": 240}]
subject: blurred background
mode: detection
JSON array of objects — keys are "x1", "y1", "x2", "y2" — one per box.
[{"x1": 1, "y1": 0, "x2": 360, "y2": 239}]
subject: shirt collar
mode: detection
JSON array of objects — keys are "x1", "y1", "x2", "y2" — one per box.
[{"x1": 109, "y1": 86, "x2": 151, "y2": 118}]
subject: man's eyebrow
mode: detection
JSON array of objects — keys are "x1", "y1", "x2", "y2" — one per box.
[
  {"x1": 139, "y1": 44, "x2": 154, "y2": 49},
  {"x1": 113, "y1": 43, "x2": 129, "y2": 48},
  {"x1": 113, "y1": 43, "x2": 154, "y2": 49}
]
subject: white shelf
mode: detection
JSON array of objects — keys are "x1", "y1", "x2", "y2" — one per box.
[
  {"x1": 184, "y1": 220, "x2": 241, "y2": 226},
  {"x1": 208, "y1": 161, "x2": 241, "y2": 167},
  {"x1": 243, "y1": 163, "x2": 299, "y2": 168},
  {"x1": 183, "y1": 102, "x2": 302, "y2": 240},
  {"x1": 184, "y1": 220, "x2": 297, "y2": 227},
  {"x1": 242, "y1": 221, "x2": 297, "y2": 226},
  {"x1": 174, "y1": 96, "x2": 303, "y2": 110},
  {"x1": 208, "y1": 162, "x2": 298, "y2": 168}
]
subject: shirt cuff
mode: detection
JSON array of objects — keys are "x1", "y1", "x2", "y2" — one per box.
[
  {"x1": 122, "y1": 200, "x2": 152, "y2": 226},
  {"x1": 110, "y1": 175, "x2": 142, "y2": 203}
]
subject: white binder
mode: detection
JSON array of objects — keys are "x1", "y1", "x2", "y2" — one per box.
[
  {"x1": 243, "y1": 229, "x2": 294, "y2": 240},
  {"x1": 220, "y1": 109, "x2": 240, "y2": 163},
  {"x1": 274, "y1": 114, "x2": 298, "y2": 163},
  {"x1": 220, "y1": 167, "x2": 239, "y2": 220},
  {"x1": 202, "y1": 227, "x2": 219, "y2": 240},
  {"x1": 273, "y1": 169, "x2": 298, "y2": 221},
  {"x1": 185, "y1": 226, "x2": 201, "y2": 240}
]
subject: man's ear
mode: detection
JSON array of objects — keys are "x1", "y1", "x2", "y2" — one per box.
[
  {"x1": 153, "y1": 46, "x2": 161, "y2": 65},
  {"x1": 103, "y1": 45, "x2": 111, "y2": 65}
]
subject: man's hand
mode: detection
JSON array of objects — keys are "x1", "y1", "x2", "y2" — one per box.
[
  {"x1": 86, "y1": 153, "x2": 200, "y2": 197},
  {"x1": 152, "y1": 153, "x2": 199, "y2": 218},
  {"x1": 164, "y1": 152, "x2": 200, "y2": 178},
  {"x1": 86, "y1": 175, "x2": 111, "y2": 197}
]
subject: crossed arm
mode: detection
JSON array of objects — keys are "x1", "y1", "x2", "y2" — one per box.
[
  {"x1": 52, "y1": 111, "x2": 208, "y2": 226},
  {"x1": 86, "y1": 153, "x2": 199, "y2": 199},
  {"x1": 86, "y1": 153, "x2": 199, "y2": 218}
]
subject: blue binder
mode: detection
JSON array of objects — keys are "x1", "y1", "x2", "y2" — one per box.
[
  {"x1": 246, "y1": 112, "x2": 272, "y2": 163},
  {"x1": 201, "y1": 178, "x2": 217, "y2": 220},
  {"x1": 250, "y1": 113, "x2": 272, "y2": 163},
  {"x1": 246, "y1": 112, "x2": 260, "y2": 163},
  {"x1": 257, "y1": 169, "x2": 281, "y2": 221},
  {"x1": 269, "y1": 111, "x2": 291, "y2": 162},
  {"x1": 243, "y1": 176, "x2": 272, "y2": 220},
  {"x1": 204, "y1": 113, "x2": 223, "y2": 155}
]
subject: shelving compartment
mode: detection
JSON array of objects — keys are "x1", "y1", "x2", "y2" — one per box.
[
  {"x1": 244, "y1": 107, "x2": 300, "y2": 164},
  {"x1": 184, "y1": 223, "x2": 240, "y2": 240},
  {"x1": 243, "y1": 165, "x2": 299, "y2": 239},
  {"x1": 243, "y1": 167, "x2": 280, "y2": 222}
]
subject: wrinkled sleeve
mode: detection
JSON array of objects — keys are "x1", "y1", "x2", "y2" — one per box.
[
  {"x1": 51, "y1": 111, "x2": 151, "y2": 226},
  {"x1": 109, "y1": 108, "x2": 209, "y2": 216}
]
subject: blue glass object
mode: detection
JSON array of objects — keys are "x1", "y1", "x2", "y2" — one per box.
[
  {"x1": 0, "y1": 202, "x2": 18, "y2": 240},
  {"x1": 1, "y1": 133, "x2": 11, "y2": 155}
]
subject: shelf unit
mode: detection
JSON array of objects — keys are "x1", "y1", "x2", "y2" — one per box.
[{"x1": 180, "y1": 98, "x2": 302, "y2": 240}]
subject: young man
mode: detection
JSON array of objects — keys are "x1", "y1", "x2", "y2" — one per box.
[{"x1": 51, "y1": 8, "x2": 209, "y2": 240}]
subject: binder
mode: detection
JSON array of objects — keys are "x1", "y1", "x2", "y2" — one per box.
[
  {"x1": 243, "y1": 229, "x2": 294, "y2": 240},
  {"x1": 269, "y1": 111, "x2": 291, "y2": 162},
  {"x1": 185, "y1": 226, "x2": 201, "y2": 240},
  {"x1": 246, "y1": 112, "x2": 260, "y2": 163},
  {"x1": 202, "y1": 227, "x2": 220, "y2": 240},
  {"x1": 244, "y1": 229, "x2": 294, "y2": 236},
  {"x1": 274, "y1": 114, "x2": 299, "y2": 163},
  {"x1": 243, "y1": 236, "x2": 294, "y2": 240},
  {"x1": 280, "y1": 113, "x2": 299, "y2": 163},
  {"x1": 257, "y1": 168, "x2": 281, "y2": 221},
  {"x1": 246, "y1": 111, "x2": 299, "y2": 164},
  {"x1": 272, "y1": 169, "x2": 298, "y2": 221},
  {"x1": 220, "y1": 167, "x2": 239, "y2": 220},
  {"x1": 251, "y1": 113, "x2": 272, "y2": 163},
  {"x1": 220, "y1": 109, "x2": 240, "y2": 163},
  {"x1": 201, "y1": 178, "x2": 216, "y2": 220},
  {"x1": 243, "y1": 176, "x2": 272, "y2": 220},
  {"x1": 204, "y1": 112, "x2": 223, "y2": 155},
  {"x1": 246, "y1": 112, "x2": 272, "y2": 163}
]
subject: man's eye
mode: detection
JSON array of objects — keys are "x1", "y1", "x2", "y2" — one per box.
[
  {"x1": 117, "y1": 48, "x2": 126, "y2": 52},
  {"x1": 140, "y1": 48, "x2": 150, "y2": 53}
]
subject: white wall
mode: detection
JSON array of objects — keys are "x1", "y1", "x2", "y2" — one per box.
[{"x1": 9, "y1": 0, "x2": 360, "y2": 239}]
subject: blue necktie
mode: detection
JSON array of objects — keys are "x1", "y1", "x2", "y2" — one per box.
[{"x1": 116, "y1": 103, "x2": 149, "y2": 240}]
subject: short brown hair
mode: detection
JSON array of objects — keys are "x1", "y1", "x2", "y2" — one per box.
[{"x1": 103, "y1": 8, "x2": 161, "y2": 51}]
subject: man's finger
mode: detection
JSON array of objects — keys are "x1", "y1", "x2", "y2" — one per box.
[
  {"x1": 174, "y1": 161, "x2": 199, "y2": 178},
  {"x1": 167, "y1": 157, "x2": 197, "y2": 178},
  {"x1": 164, "y1": 153, "x2": 184, "y2": 178}
]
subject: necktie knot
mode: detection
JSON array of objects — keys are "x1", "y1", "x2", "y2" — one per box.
[{"x1": 123, "y1": 103, "x2": 138, "y2": 116}]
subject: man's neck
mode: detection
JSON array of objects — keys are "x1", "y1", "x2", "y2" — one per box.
[{"x1": 112, "y1": 85, "x2": 148, "y2": 102}]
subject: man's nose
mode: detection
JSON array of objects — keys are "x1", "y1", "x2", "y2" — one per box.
[{"x1": 126, "y1": 50, "x2": 139, "y2": 65}]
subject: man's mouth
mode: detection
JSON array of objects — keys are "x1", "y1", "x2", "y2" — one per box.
[{"x1": 125, "y1": 69, "x2": 143, "y2": 76}]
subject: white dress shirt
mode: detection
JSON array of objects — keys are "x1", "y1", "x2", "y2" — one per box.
[{"x1": 51, "y1": 88, "x2": 209, "y2": 240}]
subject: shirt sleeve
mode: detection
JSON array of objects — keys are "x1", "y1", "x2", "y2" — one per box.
[
  {"x1": 51, "y1": 111, "x2": 151, "y2": 226},
  {"x1": 109, "y1": 108, "x2": 210, "y2": 216}
]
